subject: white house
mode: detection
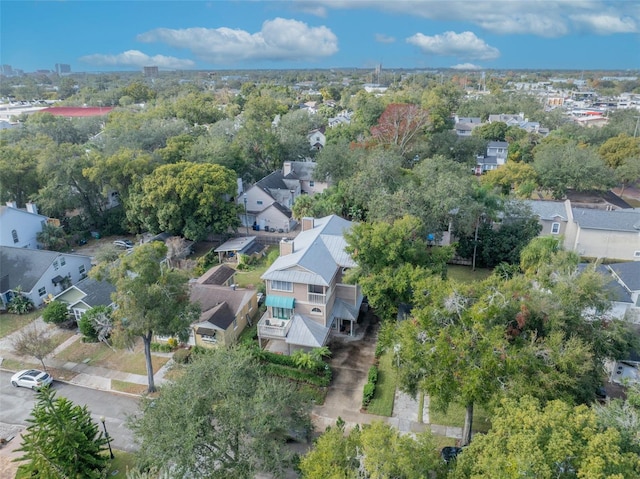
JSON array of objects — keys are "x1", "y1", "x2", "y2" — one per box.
[
  {"x1": 283, "y1": 161, "x2": 328, "y2": 195},
  {"x1": 0, "y1": 202, "x2": 47, "y2": 249},
  {"x1": 240, "y1": 172, "x2": 297, "y2": 233},
  {"x1": 0, "y1": 246, "x2": 92, "y2": 309}
]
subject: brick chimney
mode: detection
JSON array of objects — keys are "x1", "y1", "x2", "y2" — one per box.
[
  {"x1": 280, "y1": 238, "x2": 294, "y2": 256},
  {"x1": 301, "y1": 217, "x2": 315, "y2": 232}
]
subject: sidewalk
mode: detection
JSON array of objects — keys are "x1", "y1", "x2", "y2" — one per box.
[{"x1": 0, "y1": 318, "x2": 172, "y2": 394}]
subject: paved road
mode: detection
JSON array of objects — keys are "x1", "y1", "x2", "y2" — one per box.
[{"x1": 0, "y1": 371, "x2": 141, "y2": 452}]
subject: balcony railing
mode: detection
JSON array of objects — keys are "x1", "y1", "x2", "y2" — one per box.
[
  {"x1": 258, "y1": 313, "x2": 292, "y2": 338},
  {"x1": 307, "y1": 292, "x2": 326, "y2": 304}
]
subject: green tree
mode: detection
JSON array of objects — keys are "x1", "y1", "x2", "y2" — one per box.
[
  {"x1": 42, "y1": 300, "x2": 69, "y2": 324},
  {"x1": 16, "y1": 387, "x2": 110, "y2": 478},
  {"x1": 533, "y1": 140, "x2": 615, "y2": 198},
  {"x1": 451, "y1": 396, "x2": 640, "y2": 479},
  {"x1": 100, "y1": 241, "x2": 199, "y2": 392},
  {"x1": 127, "y1": 162, "x2": 238, "y2": 241},
  {"x1": 37, "y1": 222, "x2": 68, "y2": 251},
  {"x1": 350, "y1": 90, "x2": 386, "y2": 128},
  {"x1": 129, "y1": 347, "x2": 311, "y2": 478},
  {"x1": 0, "y1": 143, "x2": 40, "y2": 207},
  {"x1": 299, "y1": 421, "x2": 444, "y2": 479},
  {"x1": 472, "y1": 121, "x2": 508, "y2": 141},
  {"x1": 598, "y1": 133, "x2": 640, "y2": 169}
]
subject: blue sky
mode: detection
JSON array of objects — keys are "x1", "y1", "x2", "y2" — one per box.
[{"x1": 2, "y1": 1, "x2": 639, "y2": 72}]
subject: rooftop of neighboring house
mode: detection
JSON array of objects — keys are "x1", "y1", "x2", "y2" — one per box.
[
  {"x1": 262, "y1": 215, "x2": 355, "y2": 287},
  {"x1": 255, "y1": 171, "x2": 290, "y2": 192},
  {"x1": 608, "y1": 262, "x2": 640, "y2": 292},
  {"x1": 37, "y1": 106, "x2": 113, "y2": 117},
  {"x1": 0, "y1": 246, "x2": 90, "y2": 292},
  {"x1": 197, "y1": 264, "x2": 236, "y2": 286},
  {"x1": 524, "y1": 200, "x2": 569, "y2": 221},
  {"x1": 190, "y1": 279, "x2": 255, "y2": 323},
  {"x1": 578, "y1": 263, "x2": 633, "y2": 303},
  {"x1": 572, "y1": 207, "x2": 640, "y2": 232},
  {"x1": 283, "y1": 161, "x2": 317, "y2": 182},
  {"x1": 59, "y1": 276, "x2": 115, "y2": 307}
]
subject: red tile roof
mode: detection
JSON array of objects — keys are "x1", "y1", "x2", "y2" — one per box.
[{"x1": 38, "y1": 106, "x2": 113, "y2": 117}]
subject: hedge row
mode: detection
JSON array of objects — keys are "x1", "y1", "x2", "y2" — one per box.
[
  {"x1": 362, "y1": 365, "x2": 379, "y2": 407},
  {"x1": 264, "y1": 363, "x2": 331, "y2": 387}
]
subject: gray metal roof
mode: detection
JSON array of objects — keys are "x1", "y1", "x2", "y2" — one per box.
[
  {"x1": 488, "y1": 141, "x2": 509, "y2": 148},
  {"x1": 524, "y1": 200, "x2": 569, "y2": 221},
  {"x1": 608, "y1": 262, "x2": 640, "y2": 292},
  {"x1": 214, "y1": 236, "x2": 257, "y2": 253},
  {"x1": 71, "y1": 276, "x2": 115, "y2": 307},
  {"x1": 285, "y1": 314, "x2": 330, "y2": 347},
  {"x1": 572, "y1": 207, "x2": 640, "y2": 232},
  {"x1": 261, "y1": 215, "x2": 355, "y2": 286}
]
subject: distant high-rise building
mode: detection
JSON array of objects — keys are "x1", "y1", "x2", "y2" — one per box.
[
  {"x1": 55, "y1": 63, "x2": 71, "y2": 74},
  {"x1": 1, "y1": 65, "x2": 13, "y2": 76},
  {"x1": 143, "y1": 66, "x2": 159, "y2": 77}
]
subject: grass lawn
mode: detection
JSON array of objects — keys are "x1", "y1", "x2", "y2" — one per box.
[
  {"x1": 233, "y1": 245, "x2": 277, "y2": 288},
  {"x1": 366, "y1": 351, "x2": 397, "y2": 417},
  {"x1": 429, "y1": 402, "x2": 492, "y2": 434},
  {"x1": 54, "y1": 339, "x2": 170, "y2": 376},
  {"x1": 447, "y1": 265, "x2": 493, "y2": 283},
  {"x1": 111, "y1": 379, "x2": 150, "y2": 395},
  {"x1": 0, "y1": 311, "x2": 40, "y2": 338}
]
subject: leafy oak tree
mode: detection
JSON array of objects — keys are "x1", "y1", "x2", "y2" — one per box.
[
  {"x1": 127, "y1": 162, "x2": 238, "y2": 241},
  {"x1": 129, "y1": 347, "x2": 312, "y2": 479},
  {"x1": 16, "y1": 387, "x2": 110, "y2": 478},
  {"x1": 298, "y1": 421, "x2": 444, "y2": 479},
  {"x1": 451, "y1": 396, "x2": 640, "y2": 479},
  {"x1": 99, "y1": 241, "x2": 199, "y2": 392}
]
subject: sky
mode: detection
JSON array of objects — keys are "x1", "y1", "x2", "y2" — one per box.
[{"x1": 1, "y1": 0, "x2": 639, "y2": 73}]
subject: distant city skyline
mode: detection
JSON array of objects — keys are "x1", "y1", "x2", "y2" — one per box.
[{"x1": 1, "y1": 1, "x2": 639, "y2": 73}]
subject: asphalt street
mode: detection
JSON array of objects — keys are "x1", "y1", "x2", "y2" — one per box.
[{"x1": 0, "y1": 370, "x2": 141, "y2": 452}]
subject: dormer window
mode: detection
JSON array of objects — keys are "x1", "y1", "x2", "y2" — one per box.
[{"x1": 11, "y1": 229, "x2": 18, "y2": 243}]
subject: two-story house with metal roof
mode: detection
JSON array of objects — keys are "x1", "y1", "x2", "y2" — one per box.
[{"x1": 258, "y1": 215, "x2": 364, "y2": 354}]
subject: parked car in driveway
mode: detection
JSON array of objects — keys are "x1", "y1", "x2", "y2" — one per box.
[
  {"x1": 11, "y1": 369, "x2": 53, "y2": 390},
  {"x1": 113, "y1": 239, "x2": 134, "y2": 249}
]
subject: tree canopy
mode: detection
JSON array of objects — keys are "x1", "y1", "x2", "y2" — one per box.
[{"x1": 129, "y1": 347, "x2": 312, "y2": 479}]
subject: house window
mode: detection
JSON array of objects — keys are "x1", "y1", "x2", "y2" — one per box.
[
  {"x1": 272, "y1": 307, "x2": 293, "y2": 320},
  {"x1": 38, "y1": 287, "x2": 46, "y2": 296},
  {"x1": 201, "y1": 334, "x2": 217, "y2": 343},
  {"x1": 309, "y1": 181, "x2": 315, "y2": 187},
  {"x1": 311, "y1": 307, "x2": 322, "y2": 315},
  {"x1": 53, "y1": 260, "x2": 59, "y2": 270},
  {"x1": 634, "y1": 251, "x2": 640, "y2": 258},
  {"x1": 551, "y1": 222, "x2": 561, "y2": 234},
  {"x1": 271, "y1": 280, "x2": 293, "y2": 292},
  {"x1": 11, "y1": 229, "x2": 18, "y2": 243},
  {"x1": 257, "y1": 200, "x2": 263, "y2": 205},
  {"x1": 79, "y1": 265, "x2": 86, "y2": 275},
  {"x1": 233, "y1": 318, "x2": 238, "y2": 330},
  {"x1": 60, "y1": 257, "x2": 66, "y2": 266}
]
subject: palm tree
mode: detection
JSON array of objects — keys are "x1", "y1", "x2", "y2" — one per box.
[{"x1": 37, "y1": 223, "x2": 68, "y2": 251}]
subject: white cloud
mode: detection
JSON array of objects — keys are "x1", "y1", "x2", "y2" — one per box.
[
  {"x1": 407, "y1": 31, "x2": 500, "y2": 61},
  {"x1": 79, "y1": 50, "x2": 195, "y2": 69},
  {"x1": 451, "y1": 63, "x2": 482, "y2": 70},
  {"x1": 570, "y1": 13, "x2": 637, "y2": 34},
  {"x1": 309, "y1": 0, "x2": 640, "y2": 37},
  {"x1": 375, "y1": 33, "x2": 395, "y2": 44},
  {"x1": 137, "y1": 18, "x2": 338, "y2": 64}
]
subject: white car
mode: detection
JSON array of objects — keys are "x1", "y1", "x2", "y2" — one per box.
[
  {"x1": 113, "y1": 239, "x2": 134, "y2": 249},
  {"x1": 11, "y1": 369, "x2": 53, "y2": 390}
]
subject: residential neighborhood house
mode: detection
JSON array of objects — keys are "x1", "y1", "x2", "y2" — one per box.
[
  {"x1": 53, "y1": 276, "x2": 116, "y2": 321},
  {"x1": 0, "y1": 246, "x2": 92, "y2": 309},
  {"x1": 258, "y1": 215, "x2": 364, "y2": 355},
  {"x1": 1, "y1": 201, "x2": 48, "y2": 249},
  {"x1": 527, "y1": 199, "x2": 640, "y2": 261},
  {"x1": 186, "y1": 264, "x2": 258, "y2": 348}
]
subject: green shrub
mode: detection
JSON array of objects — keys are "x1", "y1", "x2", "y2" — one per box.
[
  {"x1": 367, "y1": 365, "x2": 378, "y2": 384},
  {"x1": 362, "y1": 382, "x2": 375, "y2": 407},
  {"x1": 150, "y1": 342, "x2": 172, "y2": 353},
  {"x1": 42, "y1": 300, "x2": 69, "y2": 323},
  {"x1": 167, "y1": 337, "x2": 179, "y2": 350},
  {"x1": 173, "y1": 348, "x2": 192, "y2": 364},
  {"x1": 78, "y1": 315, "x2": 99, "y2": 342},
  {"x1": 264, "y1": 363, "x2": 331, "y2": 387}
]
